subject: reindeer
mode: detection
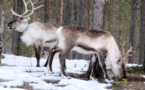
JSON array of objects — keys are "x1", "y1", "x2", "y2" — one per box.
[
  {"x1": 54, "y1": 26, "x2": 126, "y2": 80},
  {"x1": 7, "y1": 0, "x2": 59, "y2": 67}
]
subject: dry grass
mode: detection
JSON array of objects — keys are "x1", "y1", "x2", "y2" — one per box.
[{"x1": 108, "y1": 66, "x2": 145, "y2": 90}]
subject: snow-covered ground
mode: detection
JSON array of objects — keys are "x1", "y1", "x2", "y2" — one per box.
[{"x1": 0, "y1": 54, "x2": 112, "y2": 90}]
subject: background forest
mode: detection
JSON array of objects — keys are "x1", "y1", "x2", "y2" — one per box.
[{"x1": 0, "y1": 0, "x2": 145, "y2": 71}]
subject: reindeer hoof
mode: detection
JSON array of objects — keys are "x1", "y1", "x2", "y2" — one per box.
[
  {"x1": 44, "y1": 64, "x2": 47, "y2": 67},
  {"x1": 48, "y1": 71, "x2": 54, "y2": 74},
  {"x1": 104, "y1": 79, "x2": 114, "y2": 83},
  {"x1": 81, "y1": 74, "x2": 90, "y2": 80},
  {"x1": 36, "y1": 65, "x2": 40, "y2": 67},
  {"x1": 61, "y1": 73, "x2": 70, "y2": 79},
  {"x1": 47, "y1": 68, "x2": 54, "y2": 74},
  {"x1": 90, "y1": 76, "x2": 97, "y2": 80},
  {"x1": 62, "y1": 75, "x2": 71, "y2": 79}
]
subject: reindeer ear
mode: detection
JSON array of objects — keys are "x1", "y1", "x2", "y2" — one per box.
[
  {"x1": 23, "y1": 17, "x2": 30, "y2": 22},
  {"x1": 27, "y1": 17, "x2": 30, "y2": 21}
]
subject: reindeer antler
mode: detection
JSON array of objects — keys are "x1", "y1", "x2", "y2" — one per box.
[
  {"x1": 124, "y1": 44, "x2": 134, "y2": 72},
  {"x1": 121, "y1": 42, "x2": 134, "y2": 66},
  {"x1": 11, "y1": 0, "x2": 30, "y2": 17},
  {"x1": 11, "y1": 0, "x2": 43, "y2": 17},
  {"x1": 125, "y1": 44, "x2": 134, "y2": 65},
  {"x1": 126, "y1": 44, "x2": 133, "y2": 57}
]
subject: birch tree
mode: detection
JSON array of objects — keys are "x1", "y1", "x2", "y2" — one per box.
[
  {"x1": 93, "y1": 0, "x2": 105, "y2": 30},
  {"x1": 44, "y1": 0, "x2": 49, "y2": 22},
  {"x1": 139, "y1": 0, "x2": 145, "y2": 71}
]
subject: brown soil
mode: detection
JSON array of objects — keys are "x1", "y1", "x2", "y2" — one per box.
[{"x1": 109, "y1": 71, "x2": 145, "y2": 90}]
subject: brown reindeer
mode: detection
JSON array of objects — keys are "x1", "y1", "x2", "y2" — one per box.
[{"x1": 54, "y1": 25, "x2": 126, "y2": 80}]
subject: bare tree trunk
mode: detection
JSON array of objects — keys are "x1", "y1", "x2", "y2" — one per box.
[
  {"x1": 139, "y1": 0, "x2": 145, "y2": 64},
  {"x1": 77, "y1": 0, "x2": 85, "y2": 27},
  {"x1": 143, "y1": 0, "x2": 145, "y2": 70},
  {"x1": 63, "y1": 0, "x2": 72, "y2": 25},
  {"x1": 0, "y1": 10, "x2": 4, "y2": 65},
  {"x1": 92, "y1": 0, "x2": 105, "y2": 77},
  {"x1": 11, "y1": 0, "x2": 23, "y2": 55},
  {"x1": 93, "y1": 0, "x2": 105, "y2": 30},
  {"x1": 108, "y1": 0, "x2": 116, "y2": 34},
  {"x1": 87, "y1": 0, "x2": 91, "y2": 29},
  {"x1": 44, "y1": 0, "x2": 49, "y2": 22},
  {"x1": 129, "y1": 0, "x2": 139, "y2": 63},
  {"x1": 117, "y1": 0, "x2": 123, "y2": 49},
  {"x1": 71, "y1": 0, "x2": 78, "y2": 59},
  {"x1": 73, "y1": 0, "x2": 77, "y2": 25},
  {"x1": 63, "y1": 0, "x2": 73, "y2": 59},
  {"x1": 109, "y1": 0, "x2": 112, "y2": 32},
  {"x1": 110, "y1": 0, "x2": 116, "y2": 36},
  {"x1": 144, "y1": 44, "x2": 145, "y2": 72},
  {"x1": 59, "y1": 0, "x2": 64, "y2": 25},
  {"x1": 76, "y1": 0, "x2": 85, "y2": 59},
  {"x1": 11, "y1": 0, "x2": 17, "y2": 55}
]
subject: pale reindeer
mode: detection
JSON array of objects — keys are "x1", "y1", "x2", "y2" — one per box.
[
  {"x1": 7, "y1": 0, "x2": 59, "y2": 67},
  {"x1": 54, "y1": 26, "x2": 126, "y2": 80}
]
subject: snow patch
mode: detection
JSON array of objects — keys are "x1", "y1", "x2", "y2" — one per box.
[{"x1": 0, "y1": 54, "x2": 112, "y2": 90}]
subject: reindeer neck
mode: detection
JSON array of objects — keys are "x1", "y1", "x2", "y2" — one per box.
[
  {"x1": 106, "y1": 37, "x2": 121, "y2": 66},
  {"x1": 22, "y1": 24, "x2": 29, "y2": 33}
]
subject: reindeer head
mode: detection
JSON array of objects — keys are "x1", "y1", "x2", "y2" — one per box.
[
  {"x1": 7, "y1": 17, "x2": 30, "y2": 32},
  {"x1": 114, "y1": 43, "x2": 133, "y2": 80},
  {"x1": 7, "y1": 0, "x2": 43, "y2": 32}
]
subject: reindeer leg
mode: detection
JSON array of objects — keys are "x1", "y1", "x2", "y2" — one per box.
[
  {"x1": 59, "y1": 46, "x2": 73, "y2": 77},
  {"x1": 34, "y1": 46, "x2": 43, "y2": 67},
  {"x1": 59, "y1": 52, "x2": 66, "y2": 77},
  {"x1": 94, "y1": 58, "x2": 103, "y2": 78},
  {"x1": 90, "y1": 55, "x2": 97, "y2": 80},
  {"x1": 85, "y1": 55, "x2": 103, "y2": 79},
  {"x1": 85, "y1": 55, "x2": 95, "y2": 79},
  {"x1": 122, "y1": 64, "x2": 126, "y2": 79},
  {"x1": 85, "y1": 60, "x2": 92, "y2": 79},
  {"x1": 47, "y1": 50, "x2": 55, "y2": 72},
  {"x1": 47, "y1": 48, "x2": 61, "y2": 72},
  {"x1": 34, "y1": 46, "x2": 39, "y2": 67},
  {"x1": 44, "y1": 48, "x2": 51, "y2": 67},
  {"x1": 97, "y1": 51, "x2": 110, "y2": 80},
  {"x1": 36, "y1": 46, "x2": 43, "y2": 67},
  {"x1": 101, "y1": 60, "x2": 110, "y2": 80},
  {"x1": 34, "y1": 46, "x2": 40, "y2": 67}
]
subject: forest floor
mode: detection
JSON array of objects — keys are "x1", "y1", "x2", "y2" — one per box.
[
  {"x1": 16, "y1": 70, "x2": 145, "y2": 90},
  {"x1": 0, "y1": 54, "x2": 144, "y2": 90},
  {"x1": 108, "y1": 66, "x2": 145, "y2": 90},
  {"x1": 44, "y1": 66, "x2": 145, "y2": 90},
  {"x1": 0, "y1": 54, "x2": 112, "y2": 90}
]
